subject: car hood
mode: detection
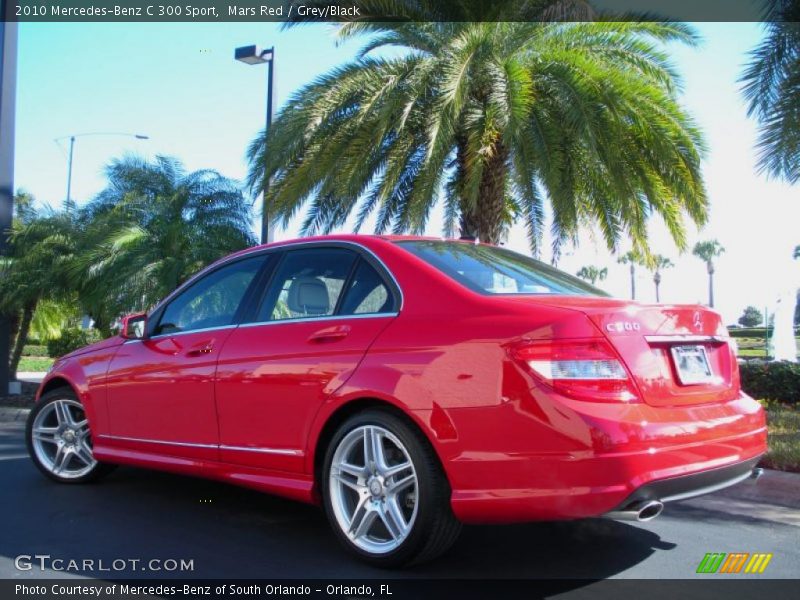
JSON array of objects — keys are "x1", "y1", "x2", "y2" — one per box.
[{"x1": 59, "y1": 335, "x2": 127, "y2": 361}]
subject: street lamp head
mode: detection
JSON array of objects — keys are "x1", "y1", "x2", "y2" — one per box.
[
  {"x1": 135, "y1": 135, "x2": 149, "y2": 140},
  {"x1": 235, "y1": 45, "x2": 273, "y2": 65}
]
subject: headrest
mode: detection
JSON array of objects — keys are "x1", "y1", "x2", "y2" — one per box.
[{"x1": 287, "y1": 276, "x2": 329, "y2": 315}]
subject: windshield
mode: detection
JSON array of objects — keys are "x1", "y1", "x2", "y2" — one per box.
[{"x1": 396, "y1": 241, "x2": 607, "y2": 297}]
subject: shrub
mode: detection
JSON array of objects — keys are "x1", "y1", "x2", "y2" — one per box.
[
  {"x1": 22, "y1": 344, "x2": 48, "y2": 357},
  {"x1": 46, "y1": 328, "x2": 103, "y2": 359},
  {"x1": 729, "y1": 327, "x2": 800, "y2": 339},
  {"x1": 740, "y1": 361, "x2": 800, "y2": 405}
]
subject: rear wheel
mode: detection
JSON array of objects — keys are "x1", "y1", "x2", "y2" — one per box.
[
  {"x1": 322, "y1": 409, "x2": 461, "y2": 567},
  {"x1": 26, "y1": 388, "x2": 114, "y2": 483}
]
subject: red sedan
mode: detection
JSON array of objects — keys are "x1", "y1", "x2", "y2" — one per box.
[{"x1": 26, "y1": 235, "x2": 766, "y2": 566}]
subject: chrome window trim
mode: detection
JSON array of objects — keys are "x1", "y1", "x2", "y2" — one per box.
[
  {"x1": 149, "y1": 239, "x2": 404, "y2": 318},
  {"x1": 238, "y1": 312, "x2": 398, "y2": 329},
  {"x1": 97, "y1": 434, "x2": 304, "y2": 456},
  {"x1": 148, "y1": 324, "x2": 237, "y2": 340}
]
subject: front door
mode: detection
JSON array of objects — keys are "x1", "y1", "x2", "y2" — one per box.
[
  {"x1": 104, "y1": 254, "x2": 267, "y2": 460},
  {"x1": 215, "y1": 246, "x2": 400, "y2": 472}
]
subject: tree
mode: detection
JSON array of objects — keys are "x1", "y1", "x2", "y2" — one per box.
[
  {"x1": 248, "y1": 8, "x2": 707, "y2": 258},
  {"x1": 648, "y1": 254, "x2": 674, "y2": 302},
  {"x1": 576, "y1": 265, "x2": 607, "y2": 286},
  {"x1": 618, "y1": 251, "x2": 644, "y2": 300},
  {"x1": 741, "y1": 0, "x2": 800, "y2": 182},
  {"x1": 72, "y1": 156, "x2": 256, "y2": 328},
  {"x1": 0, "y1": 208, "x2": 78, "y2": 376},
  {"x1": 693, "y1": 240, "x2": 725, "y2": 308},
  {"x1": 738, "y1": 306, "x2": 764, "y2": 328}
]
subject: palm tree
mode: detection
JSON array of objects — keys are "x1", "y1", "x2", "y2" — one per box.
[
  {"x1": 618, "y1": 251, "x2": 644, "y2": 300},
  {"x1": 0, "y1": 209, "x2": 78, "y2": 376},
  {"x1": 693, "y1": 240, "x2": 725, "y2": 308},
  {"x1": 248, "y1": 9, "x2": 707, "y2": 258},
  {"x1": 72, "y1": 155, "x2": 256, "y2": 328},
  {"x1": 740, "y1": 0, "x2": 800, "y2": 182},
  {"x1": 576, "y1": 265, "x2": 608, "y2": 286},
  {"x1": 649, "y1": 255, "x2": 674, "y2": 302},
  {"x1": 793, "y1": 244, "x2": 799, "y2": 260}
]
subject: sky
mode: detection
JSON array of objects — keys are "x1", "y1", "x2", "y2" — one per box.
[{"x1": 12, "y1": 21, "x2": 799, "y2": 324}]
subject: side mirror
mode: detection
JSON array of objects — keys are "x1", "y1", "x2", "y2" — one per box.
[{"x1": 120, "y1": 313, "x2": 147, "y2": 340}]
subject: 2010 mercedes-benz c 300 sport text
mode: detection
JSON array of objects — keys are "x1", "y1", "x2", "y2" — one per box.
[{"x1": 27, "y1": 236, "x2": 766, "y2": 566}]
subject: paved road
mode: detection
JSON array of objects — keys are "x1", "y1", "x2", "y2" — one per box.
[{"x1": 1, "y1": 411, "x2": 797, "y2": 582}]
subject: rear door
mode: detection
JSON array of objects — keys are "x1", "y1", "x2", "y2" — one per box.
[{"x1": 215, "y1": 245, "x2": 400, "y2": 472}]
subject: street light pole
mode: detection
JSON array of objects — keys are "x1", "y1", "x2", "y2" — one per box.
[
  {"x1": 0, "y1": 2, "x2": 17, "y2": 395},
  {"x1": 56, "y1": 132, "x2": 149, "y2": 212},
  {"x1": 235, "y1": 44, "x2": 275, "y2": 245},
  {"x1": 65, "y1": 135, "x2": 75, "y2": 212}
]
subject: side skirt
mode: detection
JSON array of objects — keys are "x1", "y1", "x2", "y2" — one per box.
[{"x1": 92, "y1": 444, "x2": 316, "y2": 505}]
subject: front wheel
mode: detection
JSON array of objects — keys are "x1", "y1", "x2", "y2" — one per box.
[
  {"x1": 322, "y1": 409, "x2": 461, "y2": 567},
  {"x1": 26, "y1": 388, "x2": 115, "y2": 483}
]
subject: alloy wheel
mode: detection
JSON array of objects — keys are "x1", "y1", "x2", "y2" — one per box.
[
  {"x1": 328, "y1": 425, "x2": 419, "y2": 554},
  {"x1": 30, "y1": 398, "x2": 97, "y2": 479}
]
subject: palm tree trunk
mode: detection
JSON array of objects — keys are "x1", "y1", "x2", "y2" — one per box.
[
  {"x1": 459, "y1": 142, "x2": 508, "y2": 244},
  {"x1": 630, "y1": 264, "x2": 636, "y2": 300},
  {"x1": 654, "y1": 274, "x2": 661, "y2": 303},
  {"x1": 708, "y1": 271, "x2": 714, "y2": 308},
  {"x1": 7, "y1": 310, "x2": 20, "y2": 356},
  {"x1": 9, "y1": 302, "x2": 36, "y2": 378}
]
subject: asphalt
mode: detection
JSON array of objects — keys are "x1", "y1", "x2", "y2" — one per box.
[{"x1": 1, "y1": 408, "x2": 797, "y2": 584}]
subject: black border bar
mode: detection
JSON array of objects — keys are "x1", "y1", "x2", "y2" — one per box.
[{"x1": 5, "y1": 0, "x2": 800, "y2": 23}]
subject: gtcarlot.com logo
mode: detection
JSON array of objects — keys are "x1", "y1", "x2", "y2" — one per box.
[
  {"x1": 14, "y1": 555, "x2": 194, "y2": 573},
  {"x1": 696, "y1": 552, "x2": 773, "y2": 574}
]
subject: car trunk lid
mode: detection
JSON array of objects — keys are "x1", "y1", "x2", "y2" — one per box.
[{"x1": 502, "y1": 296, "x2": 739, "y2": 407}]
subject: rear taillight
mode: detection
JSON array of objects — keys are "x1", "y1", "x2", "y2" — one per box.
[{"x1": 511, "y1": 339, "x2": 640, "y2": 402}]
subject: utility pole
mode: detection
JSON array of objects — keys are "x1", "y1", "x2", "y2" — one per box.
[{"x1": 0, "y1": 0, "x2": 18, "y2": 394}]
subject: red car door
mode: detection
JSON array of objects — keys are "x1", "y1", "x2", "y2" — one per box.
[
  {"x1": 103, "y1": 254, "x2": 267, "y2": 461},
  {"x1": 215, "y1": 246, "x2": 400, "y2": 472}
]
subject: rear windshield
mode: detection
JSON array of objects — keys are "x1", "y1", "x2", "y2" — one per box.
[{"x1": 396, "y1": 241, "x2": 606, "y2": 297}]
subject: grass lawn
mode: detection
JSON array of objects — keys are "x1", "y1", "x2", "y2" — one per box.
[
  {"x1": 735, "y1": 336, "x2": 800, "y2": 359},
  {"x1": 764, "y1": 404, "x2": 800, "y2": 473},
  {"x1": 17, "y1": 356, "x2": 54, "y2": 372}
]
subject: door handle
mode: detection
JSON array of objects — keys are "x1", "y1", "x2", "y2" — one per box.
[
  {"x1": 308, "y1": 325, "x2": 351, "y2": 343},
  {"x1": 186, "y1": 342, "x2": 214, "y2": 357}
]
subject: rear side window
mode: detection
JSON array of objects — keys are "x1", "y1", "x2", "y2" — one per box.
[
  {"x1": 396, "y1": 241, "x2": 605, "y2": 296},
  {"x1": 339, "y1": 260, "x2": 395, "y2": 315},
  {"x1": 258, "y1": 248, "x2": 357, "y2": 321}
]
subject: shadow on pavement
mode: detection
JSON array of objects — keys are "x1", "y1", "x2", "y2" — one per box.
[{"x1": 0, "y1": 453, "x2": 675, "y2": 583}]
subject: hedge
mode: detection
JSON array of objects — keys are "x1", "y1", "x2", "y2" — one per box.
[
  {"x1": 22, "y1": 344, "x2": 48, "y2": 357},
  {"x1": 729, "y1": 327, "x2": 799, "y2": 339},
  {"x1": 739, "y1": 361, "x2": 800, "y2": 405},
  {"x1": 47, "y1": 328, "x2": 103, "y2": 359}
]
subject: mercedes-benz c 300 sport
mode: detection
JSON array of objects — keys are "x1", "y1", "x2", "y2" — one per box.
[{"x1": 27, "y1": 235, "x2": 766, "y2": 565}]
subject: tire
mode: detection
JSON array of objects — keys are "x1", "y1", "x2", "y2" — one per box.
[
  {"x1": 26, "y1": 387, "x2": 115, "y2": 484},
  {"x1": 322, "y1": 409, "x2": 461, "y2": 567}
]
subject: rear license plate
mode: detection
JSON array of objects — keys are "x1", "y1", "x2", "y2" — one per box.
[{"x1": 670, "y1": 345, "x2": 714, "y2": 384}]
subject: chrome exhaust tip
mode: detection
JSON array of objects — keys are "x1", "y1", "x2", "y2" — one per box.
[
  {"x1": 605, "y1": 500, "x2": 664, "y2": 522},
  {"x1": 636, "y1": 500, "x2": 664, "y2": 521}
]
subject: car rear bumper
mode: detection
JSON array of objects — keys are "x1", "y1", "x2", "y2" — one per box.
[
  {"x1": 606, "y1": 455, "x2": 762, "y2": 509},
  {"x1": 445, "y1": 395, "x2": 767, "y2": 524}
]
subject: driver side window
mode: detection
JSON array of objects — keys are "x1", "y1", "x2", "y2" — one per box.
[{"x1": 156, "y1": 255, "x2": 265, "y2": 335}]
